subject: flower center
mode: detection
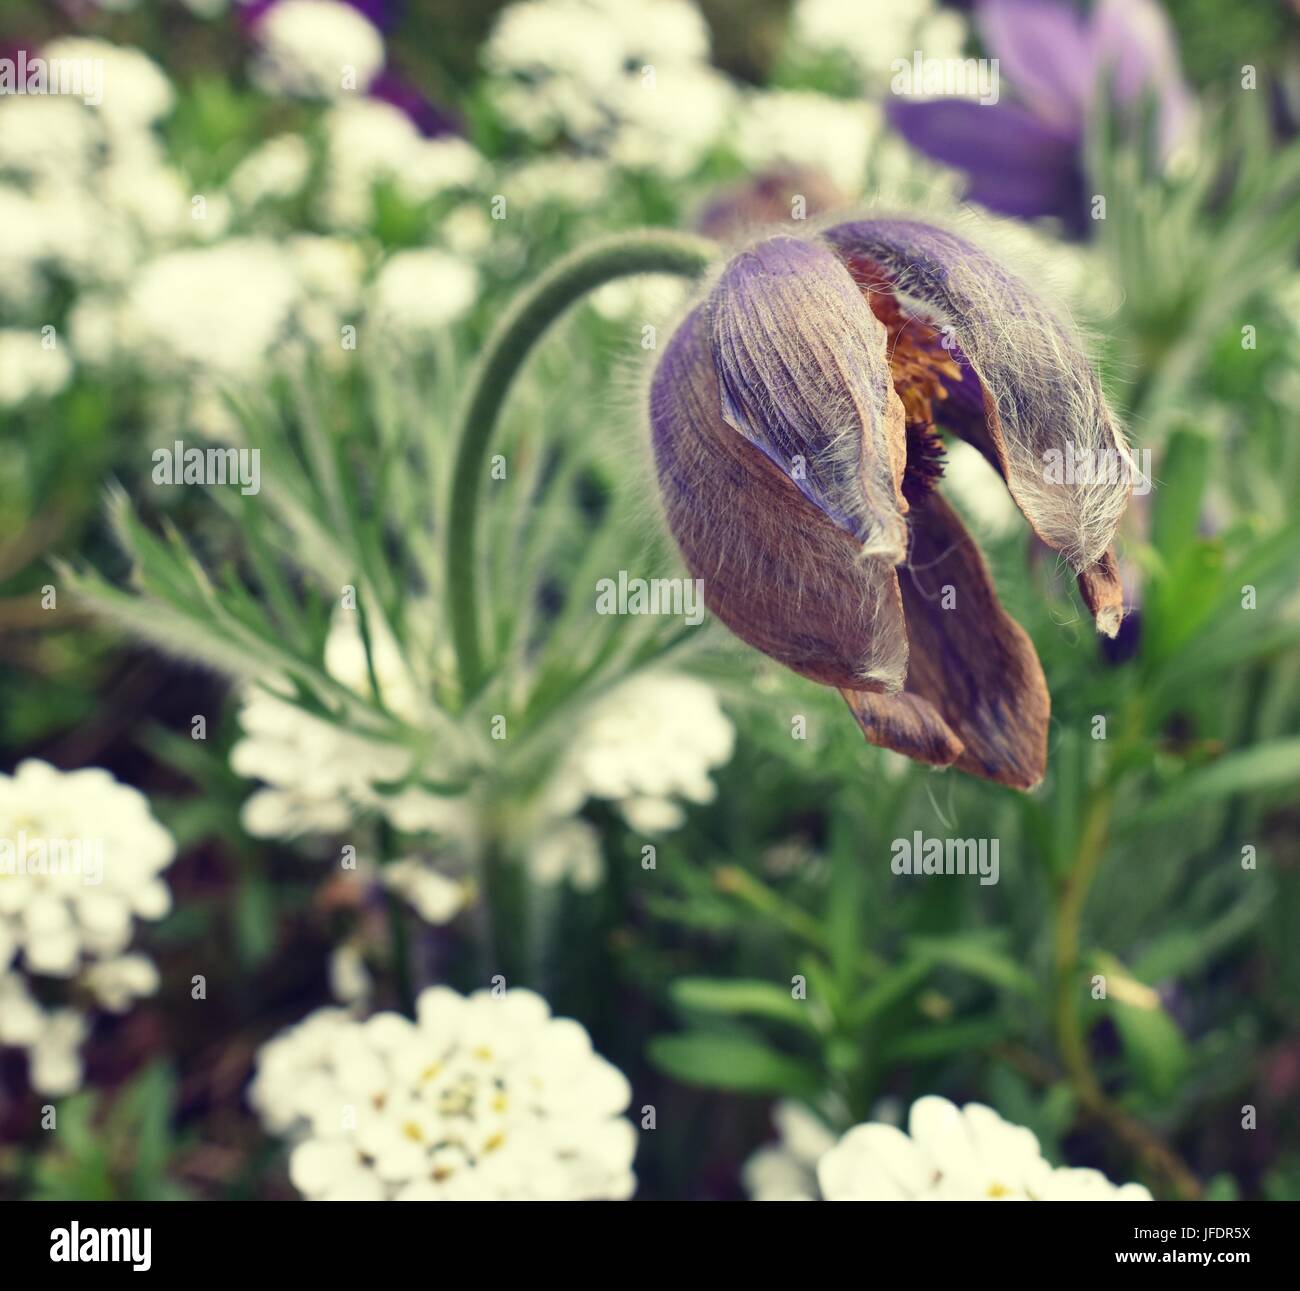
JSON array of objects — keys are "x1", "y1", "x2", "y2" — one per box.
[{"x1": 844, "y1": 255, "x2": 961, "y2": 505}]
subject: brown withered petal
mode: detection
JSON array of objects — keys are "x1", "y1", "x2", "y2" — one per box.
[
  {"x1": 845, "y1": 491, "x2": 1050, "y2": 789},
  {"x1": 1075, "y1": 548, "x2": 1125, "y2": 639},
  {"x1": 823, "y1": 219, "x2": 1131, "y2": 635},
  {"x1": 840, "y1": 689, "x2": 965, "y2": 769},
  {"x1": 650, "y1": 305, "x2": 910, "y2": 692}
]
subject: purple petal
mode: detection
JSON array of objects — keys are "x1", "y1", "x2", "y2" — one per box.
[
  {"x1": 369, "y1": 71, "x2": 462, "y2": 137},
  {"x1": 650, "y1": 306, "x2": 909, "y2": 692},
  {"x1": 1092, "y1": 0, "x2": 1194, "y2": 156},
  {"x1": 976, "y1": 0, "x2": 1094, "y2": 130},
  {"x1": 822, "y1": 218, "x2": 1131, "y2": 575},
  {"x1": 886, "y1": 99, "x2": 1085, "y2": 229},
  {"x1": 709, "y1": 236, "x2": 908, "y2": 561}
]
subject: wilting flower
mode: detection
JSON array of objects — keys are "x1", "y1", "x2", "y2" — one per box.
[
  {"x1": 250, "y1": 986, "x2": 637, "y2": 1200},
  {"x1": 818, "y1": 1096, "x2": 1153, "y2": 1200},
  {"x1": 889, "y1": 0, "x2": 1194, "y2": 234},
  {"x1": 650, "y1": 219, "x2": 1131, "y2": 788}
]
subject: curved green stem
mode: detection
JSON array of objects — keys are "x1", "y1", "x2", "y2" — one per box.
[{"x1": 445, "y1": 229, "x2": 716, "y2": 702}]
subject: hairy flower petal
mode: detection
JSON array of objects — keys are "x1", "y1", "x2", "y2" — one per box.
[
  {"x1": 824, "y1": 218, "x2": 1131, "y2": 629},
  {"x1": 651, "y1": 305, "x2": 908, "y2": 691},
  {"x1": 709, "y1": 235, "x2": 909, "y2": 562},
  {"x1": 844, "y1": 493, "x2": 1050, "y2": 789}
]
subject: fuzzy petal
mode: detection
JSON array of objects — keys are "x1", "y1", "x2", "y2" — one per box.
[
  {"x1": 1076, "y1": 547, "x2": 1124, "y2": 639},
  {"x1": 841, "y1": 688, "x2": 964, "y2": 768},
  {"x1": 651, "y1": 305, "x2": 909, "y2": 691},
  {"x1": 709, "y1": 235, "x2": 909, "y2": 562},
  {"x1": 897, "y1": 492, "x2": 1050, "y2": 789},
  {"x1": 823, "y1": 218, "x2": 1131, "y2": 632}
]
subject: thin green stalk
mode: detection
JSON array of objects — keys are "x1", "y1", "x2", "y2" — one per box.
[
  {"x1": 1051, "y1": 779, "x2": 1202, "y2": 1200},
  {"x1": 1052, "y1": 784, "x2": 1113, "y2": 1108},
  {"x1": 445, "y1": 230, "x2": 716, "y2": 702}
]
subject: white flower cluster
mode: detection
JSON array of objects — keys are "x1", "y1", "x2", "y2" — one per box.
[
  {"x1": 0, "y1": 39, "x2": 187, "y2": 396},
  {"x1": 250, "y1": 986, "x2": 637, "y2": 1200},
  {"x1": 0, "y1": 761, "x2": 175, "y2": 1095},
  {"x1": 732, "y1": 91, "x2": 879, "y2": 195},
  {"x1": 485, "y1": 0, "x2": 734, "y2": 179},
  {"x1": 545, "y1": 671, "x2": 736, "y2": 834},
  {"x1": 231, "y1": 608, "x2": 439, "y2": 840},
  {"x1": 318, "y1": 99, "x2": 485, "y2": 230},
  {"x1": 789, "y1": 0, "x2": 968, "y2": 93},
  {"x1": 231, "y1": 607, "x2": 734, "y2": 905},
  {"x1": 249, "y1": 0, "x2": 386, "y2": 101},
  {"x1": 746, "y1": 1096, "x2": 1154, "y2": 1201}
]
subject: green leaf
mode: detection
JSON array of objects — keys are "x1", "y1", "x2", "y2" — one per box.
[
  {"x1": 1151, "y1": 429, "x2": 1210, "y2": 565},
  {"x1": 1094, "y1": 954, "x2": 1189, "y2": 1101},
  {"x1": 646, "y1": 1032, "x2": 821, "y2": 1097},
  {"x1": 1128, "y1": 738, "x2": 1300, "y2": 830},
  {"x1": 670, "y1": 977, "x2": 821, "y2": 1032},
  {"x1": 907, "y1": 933, "x2": 1040, "y2": 999},
  {"x1": 884, "y1": 1016, "x2": 1014, "y2": 1062},
  {"x1": 845, "y1": 956, "x2": 933, "y2": 1027}
]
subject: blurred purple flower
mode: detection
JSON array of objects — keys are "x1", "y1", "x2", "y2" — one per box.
[
  {"x1": 889, "y1": 0, "x2": 1194, "y2": 234},
  {"x1": 369, "y1": 69, "x2": 461, "y2": 137}
]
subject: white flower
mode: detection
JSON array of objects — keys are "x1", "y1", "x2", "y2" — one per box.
[
  {"x1": 790, "y1": 0, "x2": 967, "y2": 92},
  {"x1": 485, "y1": 0, "x2": 724, "y2": 172},
  {"x1": 0, "y1": 972, "x2": 43, "y2": 1047},
  {"x1": 318, "y1": 101, "x2": 482, "y2": 229},
  {"x1": 100, "y1": 159, "x2": 193, "y2": 241},
  {"x1": 0, "y1": 763, "x2": 173, "y2": 1096},
  {"x1": 250, "y1": 0, "x2": 385, "y2": 101},
  {"x1": 743, "y1": 1100, "x2": 838, "y2": 1201},
  {"x1": 524, "y1": 818, "x2": 604, "y2": 891},
  {"x1": 230, "y1": 609, "x2": 432, "y2": 840},
  {"x1": 251, "y1": 986, "x2": 637, "y2": 1200},
  {"x1": 82, "y1": 953, "x2": 160, "y2": 1013},
  {"x1": 231, "y1": 691, "x2": 409, "y2": 838},
  {"x1": 228, "y1": 133, "x2": 313, "y2": 206},
  {"x1": 124, "y1": 239, "x2": 302, "y2": 377},
  {"x1": 288, "y1": 234, "x2": 366, "y2": 313},
  {"x1": 381, "y1": 860, "x2": 471, "y2": 925},
  {"x1": 367, "y1": 248, "x2": 478, "y2": 337},
  {"x1": 0, "y1": 761, "x2": 174, "y2": 978},
  {"x1": 328, "y1": 942, "x2": 372, "y2": 1005},
  {"x1": 546, "y1": 672, "x2": 734, "y2": 833},
  {"x1": 44, "y1": 38, "x2": 174, "y2": 134},
  {"x1": 28, "y1": 1008, "x2": 89, "y2": 1097},
  {"x1": 734, "y1": 91, "x2": 877, "y2": 194},
  {"x1": 817, "y1": 1096, "x2": 1154, "y2": 1201},
  {"x1": 604, "y1": 65, "x2": 734, "y2": 179},
  {"x1": 0, "y1": 330, "x2": 72, "y2": 407},
  {"x1": 0, "y1": 97, "x2": 98, "y2": 181}
]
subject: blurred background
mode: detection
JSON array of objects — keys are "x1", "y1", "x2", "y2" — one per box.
[{"x1": 0, "y1": 0, "x2": 1298, "y2": 1202}]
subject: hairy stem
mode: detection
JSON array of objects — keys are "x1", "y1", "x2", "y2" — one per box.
[{"x1": 445, "y1": 230, "x2": 716, "y2": 702}]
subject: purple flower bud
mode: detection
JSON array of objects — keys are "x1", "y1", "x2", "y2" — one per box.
[{"x1": 650, "y1": 220, "x2": 1133, "y2": 788}]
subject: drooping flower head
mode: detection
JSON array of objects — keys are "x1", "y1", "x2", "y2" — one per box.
[{"x1": 650, "y1": 217, "x2": 1132, "y2": 789}]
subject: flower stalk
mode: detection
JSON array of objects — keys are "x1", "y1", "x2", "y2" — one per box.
[{"x1": 445, "y1": 229, "x2": 716, "y2": 701}]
